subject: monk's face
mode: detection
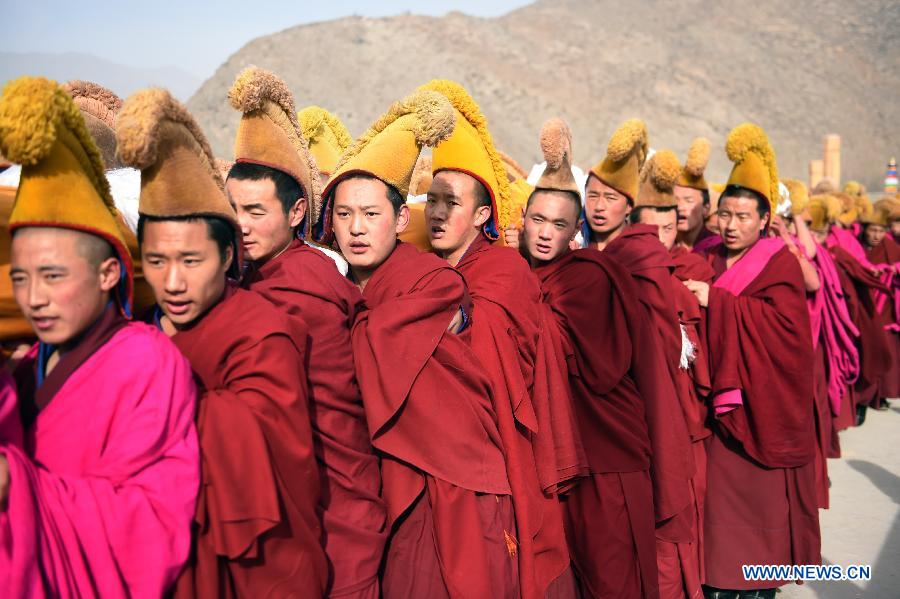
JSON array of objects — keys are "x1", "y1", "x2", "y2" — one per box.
[
  {"x1": 637, "y1": 207, "x2": 678, "y2": 251},
  {"x1": 226, "y1": 176, "x2": 305, "y2": 265},
  {"x1": 523, "y1": 190, "x2": 582, "y2": 263},
  {"x1": 717, "y1": 194, "x2": 769, "y2": 252},
  {"x1": 10, "y1": 227, "x2": 119, "y2": 347},
  {"x1": 584, "y1": 175, "x2": 631, "y2": 235},
  {"x1": 141, "y1": 219, "x2": 233, "y2": 330},
  {"x1": 863, "y1": 223, "x2": 887, "y2": 248},
  {"x1": 891, "y1": 220, "x2": 900, "y2": 239},
  {"x1": 674, "y1": 185, "x2": 706, "y2": 234},
  {"x1": 425, "y1": 171, "x2": 491, "y2": 264},
  {"x1": 811, "y1": 226, "x2": 829, "y2": 245},
  {"x1": 332, "y1": 176, "x2": 409, "y2": 277}
]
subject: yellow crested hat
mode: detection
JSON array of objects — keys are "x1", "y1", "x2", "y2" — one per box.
[
  {"x1": 298, "y1": 105, "x2": 352, "y2": 177},
  {"x1": 636, "y1": 149, "x2": 681, "y2": 208},
  {"x1": 497, "y1": 150, "x2": 533, "y2": 229},
  {"x1": 317, "y1": 89, "x2": 455, "y2": 245},
  {"x1": 723, "y1": 123, "x2": 780, "y2": 214},
  {"x1": 418, "y1": 79, "x2": 511, "y2": 240},
  {"x1": 0, "y1": 76, "x2": 133, "y2": 313},
  {"x1": 782, "y1": 178, "x2": 810, "y2": 216},
  {"x1": 807, "y1": 194, "x2": 843, "y2": 231},
  {"x1": 589, "y1": 118, "x2": 649, "y2": 203},
  {"x1": 229, "y1": 67, "x2": 322, "y2": 237},
  {"x1": 677, "y1": 137, "x2": 710, "y2": 191},
  {"x1": 116, "y1": 87, "x2": 241, "y2": 271},
  {"x1": 863, "y1": 196, "x2": 900, "y2": 227}
]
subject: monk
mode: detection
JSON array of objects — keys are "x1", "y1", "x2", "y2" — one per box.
[
  {"x1": 674, "y1": 138, "x2": 717, "y2": 252},
  {"x1": 321, "y1": 90, "x2": 517, "y2": 598},
  {"x1": 861, "y1": 208, "x2": 900, "y2": 408},
  {"x1": 0, "y1": 76, "x2": 199, "y2": 598},
  {"x1": 520, "y1": 181, "x2": 669, "y2": 598},
  {"x1": 118, "y1": 87, "x2": 327, "y2": 597},
  {"x1": 423, "y1": 104, "x2": 577, "y2": 598},
  {"x1": 588, "y1": 136, "x2": 695, "y2": 598},
  {"x1": 227, "y1": 66, "x2": 386, "y2": 598},
  {"x1": 685, "y1": 125, "x2": 821, "y2": 598},
  {"x1": 634, "y1": 196, "x2": 714, "y2": 598}
]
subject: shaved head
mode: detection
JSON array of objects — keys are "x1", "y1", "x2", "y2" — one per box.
[{"x1": 76, "y1": 232, "x2": 116, "y2": 270}]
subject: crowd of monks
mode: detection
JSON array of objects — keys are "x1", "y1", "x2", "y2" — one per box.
[{"x1": 0, "y1": 68, "x2": 898, "y2": 599}]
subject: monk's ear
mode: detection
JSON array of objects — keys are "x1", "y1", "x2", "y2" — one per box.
[
  {"x1": 222, "y1": 244, "x2": 234, "y2": 274},
  {"x1": 473, "y1": 205, "x2": 491, "y2": 229},
  {"x1": 98, "y1": 257, "x2": 121, "y2": 293},
  {"x1": 759, "y1": 210, "x2": 770, "y2": 232},
  {"x1": 288, "y1": 197, "x2": 307, "y2": 229},
  {"x1": 395, "y1": 203, "x2": 410, "y2": 235}
]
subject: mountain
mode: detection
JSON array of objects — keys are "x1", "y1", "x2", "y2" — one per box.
[
  {"x1": 189, "y1": 0, "x2": 899, "y2": 188},
  {"x1": 1, "y1": 52, "x2": 202, "y2": 101}
]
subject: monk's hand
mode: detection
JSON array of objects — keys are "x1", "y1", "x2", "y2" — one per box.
[
  {"x1": 683, "y1": 279, "x2": 710, "y2": 308},
  {"x1": 447, "y1": 307, "x2": 465, "y2": 334},
  {"x1": 503, "y1": 225, "x2": 521, "y2": 249},
  {"x1": 0, "y1": 454, "x2": 9, "y2": 511}
]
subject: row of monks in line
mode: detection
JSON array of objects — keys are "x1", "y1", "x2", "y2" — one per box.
[{"x1": 0, "y1": 67, "x2": 898, "y2": 599}]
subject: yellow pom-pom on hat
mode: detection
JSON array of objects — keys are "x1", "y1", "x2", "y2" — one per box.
[
  {"x1": 0, "y1": 76, "x2": 133, "y2": 313},
  {"x1": 782, "y1": 178, "x2": 809, "y2": 216},
  {"x1": 317, "y1": 89, "x2": 456, "y2": 245},
  {"x1": 723, "y1": 123, "x2": 780, "y2": 214},
  {"x1": 589, "y1": 118, "x2": 648, "y2": 203},
  {"x1": 418, "y1": 79, "x2": 511, "y2": 241},
  {"x1": 677, "y1": 137, "x2": 710, "y2": 191},
  {"x1": 116, "y1": 87, "x2": 241, "y2": 272},
  {"x1": 298, "y1": 105, "x2": 352, "y2": 177},
  {"x1": 229, "y1": 66, "x2": 322, "y2": 238},
  {"x1": 636, "y1": 149, "x2": 681, "y2": 208},
  {"x1": 535, "y1": 117, "x2": 580, "y2": 196}
]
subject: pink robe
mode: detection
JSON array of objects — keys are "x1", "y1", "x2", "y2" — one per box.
[{"x1": 0, "y1": 323, "x2": 199, "y2": 598}]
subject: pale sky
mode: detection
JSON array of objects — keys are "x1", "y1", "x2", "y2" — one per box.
[{"x1": 0, "y1": 0, "x2": 532, "y2": 77}]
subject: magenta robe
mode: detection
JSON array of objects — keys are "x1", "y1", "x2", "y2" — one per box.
[{"x1": 0, "y1": 323, "x2": 199, "y2": 598}]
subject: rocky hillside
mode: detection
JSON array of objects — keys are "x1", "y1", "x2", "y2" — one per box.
[{"x1": 188, "y1": 0, "x2": 899, "y2": 188}]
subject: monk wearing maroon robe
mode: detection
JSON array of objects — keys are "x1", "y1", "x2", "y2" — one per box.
[
  {"x1": 141, "y1": 216, "x2": 328, "y2": 599},
  {"x1": 228, "y1": 161, "x2": 386, "y2": 598},
  {"x1": 863, "y1": 229, "x2": 900, "y2": 405},
  {"x1": 686, "y1": 187, "x2": 820, "y2": 598},
  {"x1": 826, "y1": 239, "x2": 891, "y2": 428},
  {"x1": 424, "y1": 164, "x2": 580, "y2": 599},
  {"x1": 120, "y1": 85, "x2": 327, "y2": 598},
  {"x1": 519, "y1": 184, "x2": 667, "y2": 598}
]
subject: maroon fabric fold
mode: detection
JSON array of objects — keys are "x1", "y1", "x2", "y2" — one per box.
[{"x1": 244, "y1": 240, "x2": 386, "y2": 596}]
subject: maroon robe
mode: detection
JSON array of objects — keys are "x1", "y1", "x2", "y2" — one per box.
[
  {"x1": 829, "y1": 245, "x2": 891, "y2": 424},
  {"x1": 536, "y1": 248, "x2": 665, "y2": 599},
  {"x1": 669, "y1": 245, "x2": 716, "y2": 593},
  {"x1": 701, "y1": 243, "x2": 821, "y2": 590},
  {"x1": 605, "y1": 227, "x2": 697, "y2": 599},
  {"x1": 351, "y1": 242, "x2": 517, "y2": 599},
  {"x1": 244, "y1": 239, "x2": 387, "y2": 597},
  {"x1": 865, "y1": 237, "x2": 900, "y2": 399},
  {"x1": 456, "y1": 236, "x2": 578, "y2": 599},
  {"x1": 171, "y1": 286, "x2": 328, "y2": 598}
]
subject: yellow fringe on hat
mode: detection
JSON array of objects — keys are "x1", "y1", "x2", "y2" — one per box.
[
  {"x1": 117, "y1": 87, "x2": 223, "y2": 189},
  {"x1": 842, "y1": 180, "x2": 865, "y2": 197},
  {"x1": 782, "y1": 178, "x2": 809, "y2": 215},
  {"x1": 0, "y1": 76, "x2": 115, "y2": 212},
  {"x1": 607, "y1": 118, "x2": 648, "y2": 164},
  {"x1": 298, "y1": 105, "x2": 352, "y2": 154},
  {"x1": 725, "y1": 122, "x2": 780, "y2": 205},
  {"x1": 336, "y1": 89, "x2": 455, "y2": 172},
  {"x1": 418, "y1": 79, "x2": 513, "y2": 232}
]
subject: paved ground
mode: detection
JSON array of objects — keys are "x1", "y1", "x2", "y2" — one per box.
[{"x1": 780, "y1": 404, "x2": 899, "y2": 598}]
